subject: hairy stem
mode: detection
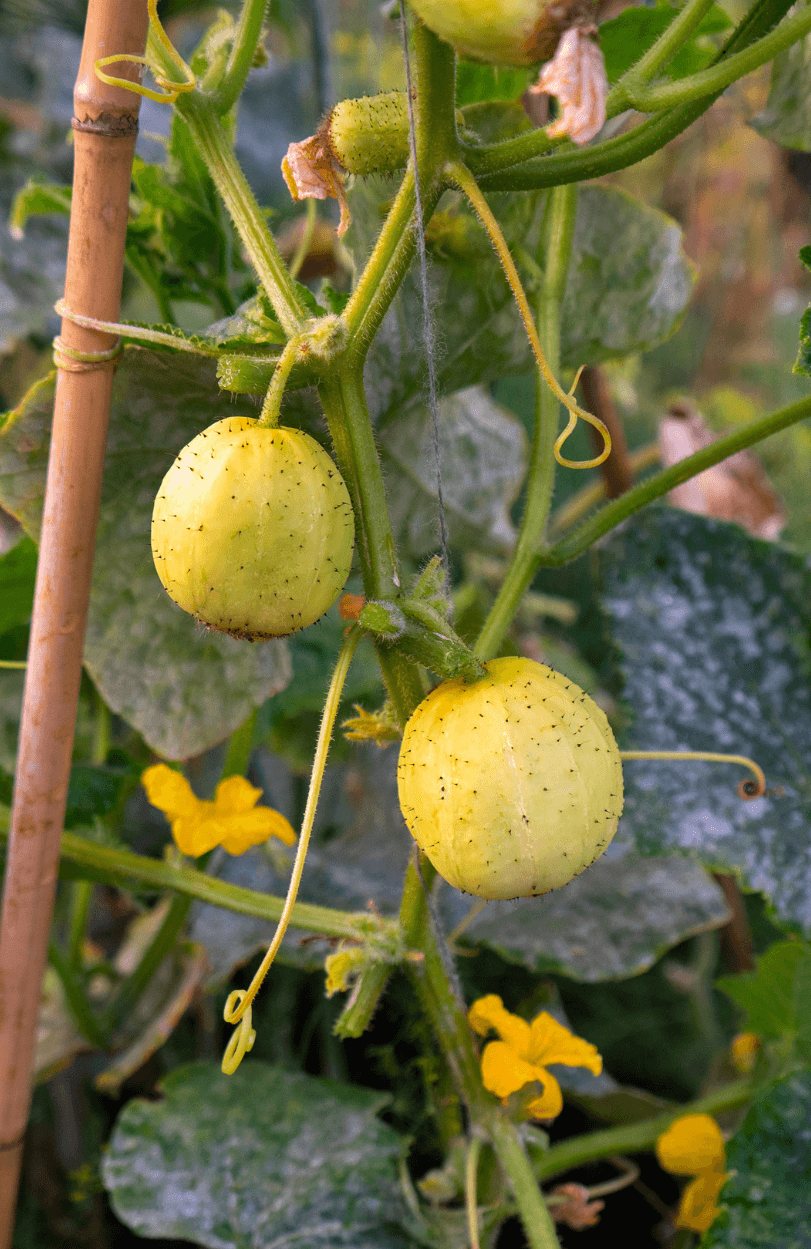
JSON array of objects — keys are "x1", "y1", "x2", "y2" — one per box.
[
  {"x1": 624, "y1": 3, "x2": 811, "y2": 113},
  {"x1": 488, "y1": 1113, "x2": 561, "y2": 1249},
  {"x1": 173, "y1": 93, "x2": 305, "y2": 335},
  {"x1": 621, "y1": 0, "x2": 717, "y2": 89},
  {"x1": 213, "y1": 0, "x2": 270, "y2": 114}
]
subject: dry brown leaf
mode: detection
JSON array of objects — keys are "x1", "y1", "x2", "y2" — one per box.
[
  {"x1": 529, "y1": 27, "x2": 607, "y2": 145},
  {"x1": 549, "y1": 1182, "x2": 605, "y2": 1230},
  {"x1": 281, "y1": 133, "x2": 351, "y2": 236},
  {"x1": 659, "y1": 400, "x2": 785, "y2": 540}
]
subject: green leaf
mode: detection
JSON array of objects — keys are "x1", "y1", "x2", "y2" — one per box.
[
  {"x1": 559, "y1": 185, "x2": 697, "y2": 369},
  {"x1": 794, "y1": 244, "x2": 811, "y2": 376},
  {"x1": 455, "y1": 61, "x2": 533, "y2": 107},
  {"x1": 9, "y1": 177, "x2": 72, "y2": 234},
  {"x1": 381, "y1": 385, "x2": 528, "y2": 558},
  {"x1": 455, "y1": 852, "x2": 732, "y2": 982},
  {"x1": 599, "y1": 1, "x2": 731, "y2": 85},
  {"x1": 751, "y1": 6, "x2": 811, "y2": 151},
  {"x1": 716, "y1": 941, "x2": 811, "y2": 1060},
  {"x1": 600, "y1": 508, "x2": 811, "y2": 930},
  {"x1": 348, "y1": 183, "x2": 696, "y2": 423},
  {"x1": 0, "y1": 536, "x2": 36, "y2": 635},
  {"x1": 101, "y1": 1062, "x2": 411, "y2": 1249},
  {"x1": 700, "y1": 1071, "x2": 811, "y2": 1248},
  {"x1": 0, "y1": 350, "x2": 291, "y2": 759}
]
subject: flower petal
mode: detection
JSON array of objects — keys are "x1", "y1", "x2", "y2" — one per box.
[
  {"x1": 528, "y1": 1012, "x2": 602, "y2": 1076},
  {"x1": 142, "y1": 764, "x2": 199, "y2": 820},
  {"x1": 656, "y1": 1114, "x2": 726, "y2": 1177},
  {"x1": 480, "y1": 1040, "x2": 543, "y2": 1100},
  {"x1": 217, "y1": 808, "x2": 297, "y2": 855},
  {"x1": 170, "y1": 806, "x2": 222, "y2": 858},
  {"x1": 676, "y1": 1169, "x2": 726, "y2": 1233},
  {"x1": 525, "y1": 1068, "x2": 564, "y2": 1120},
  {"x1": 468, "y1": 995, "x2": 531, "y2": 1056},
  {"x1": 213, "y1": 775, "x2": 263, "y2": 815},
  {"x1": 731, "y1": 1031, "x2": 760, "y2": 1075}
]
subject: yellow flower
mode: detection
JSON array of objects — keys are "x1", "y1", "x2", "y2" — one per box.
[
  {"x1": 467, "y1": 994, "x2": 602, "y2": 1120},
  {"x1": 142, "y1": 763, "x2": 296, "y2": 858},
  {"x1": 731, "y1": 1031, "x2": 760, "y2": 1075},
  {"x1": 656, "y1": 1114, "x2": 727, "y2": 1233}
]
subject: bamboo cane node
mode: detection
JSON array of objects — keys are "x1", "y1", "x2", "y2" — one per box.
[
  {"x1": 0, "y1": 1131, "x2": 25, "y2": 1153},
  {"x1": 53, "y1": 334, "x2": 124, "y2": 373},
  {"x1": 71, "y1": 112, "x2": 139, "y2": 138}
]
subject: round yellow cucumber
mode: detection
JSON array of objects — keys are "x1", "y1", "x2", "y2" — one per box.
[
  {"x1": 151, "y1": 417, "x2": 354, "y2": 639},
  {"x1": 407, "y1": 0, "x2": 602, "y2": 68},
  {"x1": 397, "y1": 656, "x2": 623, "y2": 899}
]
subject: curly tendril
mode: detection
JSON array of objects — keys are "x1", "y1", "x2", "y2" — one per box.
[
  {"x1": 619, "y1": 751, "x2": 766, "y2": 799},
  {"x1": 448, "y1": 161, "x2": 611, "y2": 470},
  {"x1": 221, "y1": 991, "x2": 256, "y2": 1074},
  {"x1": 94, "y1": 0, "x2": 195, "y2": 104},
  {"x1": 221, "y1": 626, "x2": 361, "y2": 1073}
]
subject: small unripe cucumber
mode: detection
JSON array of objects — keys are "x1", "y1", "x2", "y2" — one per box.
[
  {"x1": 408, "y1": 0, "x2": 602, "y2": 67},
  {"x1": 327, "y1": 92, "x2": 409, "y2": 177},
  {"x1": 151, "y1": 418, "x2": 354, "y2": 639},
  {"x1": 397, "y1": 656, "x2": 623, "y2": 899}
]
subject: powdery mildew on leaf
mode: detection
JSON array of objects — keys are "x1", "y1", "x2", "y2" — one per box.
[
  {"x1": 102, "y1": 1062, "x2": 410, "y2": 1249},
  {"x1": 601, "y1": 507, "x2": 811, "y2": 930}
]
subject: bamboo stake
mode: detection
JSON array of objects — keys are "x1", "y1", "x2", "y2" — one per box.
[{"x1": 0, "y1": 3, "x2": 149, "y2": 1241}]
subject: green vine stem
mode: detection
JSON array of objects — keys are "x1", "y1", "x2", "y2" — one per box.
[
  {"x1": 220, "y1": 707, "x2": 259, "y2": 781},
  {"x1": 466, "y1": 1135, "x2": 483, "y2": 1249},
  {"x1": 48, "y1": 940, "x2": 111, "y2": 1050},
  {"x1": 174, "y1": 94, "x2": 305, "y2": 335},
  {"x1": 102, "y1": 893, "x2": 193, "y2": 1032},
  {"x1": 466, "y1": 0, "x2": 794, "y2": 181},
  {"x1": 488, "y1": 1112, "x2": 561, "y2": 1249},
  {"x1": 621, "y1": 2, "x2": 811, "y2": 113},
  {"x1": 474, "y1": 184, "x2": 577, "y2": 662},
  {"x1": 212, "y1": 0, "x2": 270, "y2": 114},
  {"x1": 342, "y1": 169, "x2": 417, "y2": 355},
  {"x1": 546, "y1": 392, "x2": 811, "y2": 566},
  {"x1": 0, "y1": 823, "x2": 364, "y2": 939},
  {"x1": 258, "y1": 336, "x2": 302, "y2": 427},
  {"x1": 68, "y1": 880, "x2": 94, "y2": 971},
  {"x1": 621, "y1": 0, "x2": 717, "y2": 88},
  {"x1": 536, "y1": 1079, "x2": 752, "y2": 1182},
  {"x1": 343, "y1": 25, "x2": 455, "y2": 361}
]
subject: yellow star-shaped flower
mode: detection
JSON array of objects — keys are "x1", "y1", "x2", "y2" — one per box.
[
  {"x1": 656, "y1": 1113, "x2": 727, "y2": 1233},
  {"x1": 142, "y1": 763, "x2": 296, "y2": 858},
  {"x1": 467, "y1": 994, "x2": 602, "y2": 1120}
]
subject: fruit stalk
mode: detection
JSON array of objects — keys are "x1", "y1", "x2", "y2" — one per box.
[{"x1": 0, "y1": 2, "x2": 149, "y2": 1241}]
